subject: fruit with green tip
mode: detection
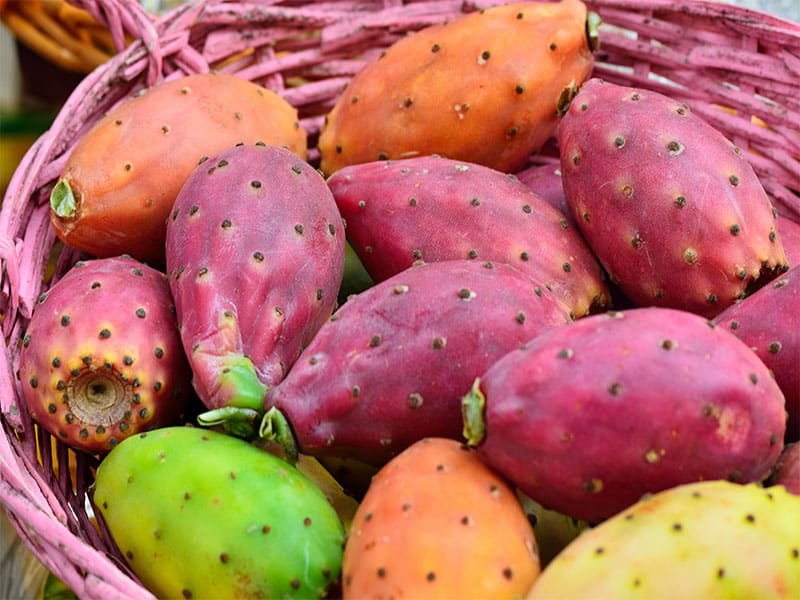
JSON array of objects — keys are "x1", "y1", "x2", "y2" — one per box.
[
  {"x1": 327, "y1": 155, "x2": 609, "y2": 318},
  {"x1": 165, "y1": 143, "x2": 345, "y2": 425},
  {"x1": 265, "y1": 259, "x2": 572, "y2": 465},
  {"x1": 463, "y1": 306, "x2": 786, "y2": 522},
  {"x1": 342, "y1": 437, "x2": 540, "y2": 599},
  {"x1": 558, "y1": 78, "x2": 788, "y2": 318},
  {"x1": 526, "y1": 481, "x2": 800, "y2": 599},
  {"x1": 50, "y1": 72, "x2": 307, "y2": 266},
  {"x1": 92, "y1": 426, "x2": 346, "y2": 600},
  {"x1": 18, "y1": 256, "x2": 192, "y2": 454}
]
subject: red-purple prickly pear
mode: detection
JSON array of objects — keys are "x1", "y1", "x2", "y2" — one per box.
[
  {"x1": 463, "y1": 307, "x2": 787, "y2": 522},
  {"x1": 713, "y1": 267, "x2": 799, "y2": 442},
  {"x1": 558, "y1": 78, "x2": 788, "y2": 318},
  {"x1": 264, "y1": 259, "x2": 572, "y2": 464},
  {"x1": 19, "y1": 256, "x2": 192, "y2": 454},
  {"x1": 327, "y1": 155, "x2": 609, "y2": 318},
  {"x1": 165, "y1": 144, "x2": 345, "y2": 427},
  {"x1": 767, "y1": 442, "x2": 800, "y2": 495},
  {"x1": 515, "y1": 161, "x2": 570, "y2": 222}
]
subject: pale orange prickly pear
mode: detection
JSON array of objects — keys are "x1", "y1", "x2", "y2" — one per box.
[
  {"x1": 342, "y1": 437, "x2": 540, "y2": 599},
  {"x1": 318, "y1": 0, "x2": 596, "y2": 176}
]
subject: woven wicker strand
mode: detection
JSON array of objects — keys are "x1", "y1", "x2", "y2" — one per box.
[{"x1": 1, "y1": 1, "x2": 799, "y2": 597}]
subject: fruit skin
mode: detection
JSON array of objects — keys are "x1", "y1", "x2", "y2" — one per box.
[
  {"x1": 515, "y1": 160, "x2": 570, "y2": 222},
  {"x1": 713, "y1": 267, "x2": 799, "y2": 442},
  {"x1": 463, "y1": 306, "x2": 786, "y2": 522},
  {"x1": 266, "y1": 259, "x2": 572, "y2": 464},
  {"x1": 50, "y1": 72, "x2": 307, "y2": 265},
  {"x1": 92, "y1": 426, "x2": 345, "y2": 600},
  {"x1": 18, "y1": 256, "x2": 192, "y2": 454},
  {"x1": 768, "y1": 442, "x2": 800, "y2": 495},
  {"x1": 318, "y1": 0, "x2": 594, "y2": 176},
  {"x1": 558, "y1": 78, "x2": 788, "y2": 318},
  {"x1": 342, "y1": 437, "x2": 540, "y2": 600},
  {"x1": 165, "y1": 144, "x2": 345, "y2": 416},
  {"x1": 327, "y1": 155, "x2": 609, "y2": 318},
  {"x1": 526, "y1": 481, "x2": 800, "y2": 600}
]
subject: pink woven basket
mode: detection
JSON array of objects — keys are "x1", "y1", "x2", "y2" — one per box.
[{"x1": 1, "y1": 0, "x2": 798, "y2": 597}]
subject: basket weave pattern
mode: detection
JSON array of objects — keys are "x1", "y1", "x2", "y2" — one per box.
[{"x1": 1, "y1": 1, "x2": 799, "y2": 597}]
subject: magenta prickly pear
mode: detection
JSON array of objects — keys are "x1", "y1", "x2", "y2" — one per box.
[
  {"x1": 166, "y1": 143, "x2": 345, "y2": 430},
  {"x1": 777, "y1": 215, "x2": 800, "y2": 266},
  {"x1": 19, "y1": 256, "x2": 192, "y2": 453},
  {"x1": 558, "y1": 78, "x2": 788, "y2": 318},
  {"x1": 713, "y1": 267, "x2": 799, "y2": 442},
  {"x1": 463, "y1": 306, "x2": 786, "y2": 522},
  {"x1": 768, "y1": 442, "x2": 800, "y2": 495},
  {"x1": 264, "y1": 259, "x2": 572, "y2": 464},
  {"x1": 327, "y1": 155, "x2": 609, "y2": 318},
  {"x1": 515, "y1": 161, "x2": 571, "y2": 223}
]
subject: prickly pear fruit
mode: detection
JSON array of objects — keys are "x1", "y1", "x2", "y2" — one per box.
[
  {"x1": 342, "y1": 438, "x2": 540, "y2": 599},
  {"x1": 19, "y1": 256, "x2": 192, "y2": 454},
  {"x1": 166, "y1": 144, "x2": 345, "y2": 423},
  {"x1": 713, "y1": 267, "x2": 799, "y2": 442},
  {"x1": 515, "y1": 161, "x2": 570, "y2": 222},
  {"x1": 768, "y1": 443, "x2": 800, "y2": 495},
  {"x1": 327, "y1": 155, "x2": 609, "y2": 318},
  {"x1": 93, "y1": 426, "x2": 345, "y2": 600},
  {"x1": 50, "y1": 72, "x2": 307, "y2": 265},
  {"x1": 463, "y1": 307, "x2": 786, "y2": 522},
  {"x1": 318, "y1": 0, "x2": 596, "y2": 176},
  {"x1": 558, "y1": 78, "x2": 788, "y2": 318},
  {"x1": 527, "y1": 481, "x2": 800, "y2": 599},
  {"x1": 265, "y1": 259, "x2": 572, "y2": 464}
]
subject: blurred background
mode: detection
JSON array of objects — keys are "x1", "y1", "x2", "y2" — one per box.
[{"x1": 0, "y1": 0, "x2": 798, "y2": 598}]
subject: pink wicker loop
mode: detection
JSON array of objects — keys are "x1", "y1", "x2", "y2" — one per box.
[{"x1": 1, "y1": 1, "x2": 799, "y2": 597}]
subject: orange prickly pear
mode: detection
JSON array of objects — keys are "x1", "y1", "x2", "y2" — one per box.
[
  {"x1": 50, "y1": 72, "x2": 307, "y2": 266},
  {"x1": 318, "y1": 0, "x2": 596, "y2": 176},
  {"x1": 342, "y1": 437, "x2": 540, "y2": 599}
]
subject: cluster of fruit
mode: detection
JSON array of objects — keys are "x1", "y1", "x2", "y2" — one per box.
[{"x1": 14, "y1": 0, "x2": 799, "y2": 598}]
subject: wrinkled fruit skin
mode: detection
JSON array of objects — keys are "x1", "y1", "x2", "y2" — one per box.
[
  {"x1": 328, "y1": 155, "x2": 608, "y2": 318},
  {"x1": 558, "y1": 78, "x2": 788, "y2": 318},
  {"x1": 51, "y1": 72, "x2": 307, "y2": 265},
  {"x1": 93, "y1": 427, "x2": 345, "y2": 599},
  {"x1": 166, "y1": 144, "x2": 345, "y2": 412},
  {"x1": 768, "y1": 443, "x2": 800, "y2": 495},
  {"x1": 343, "y1": 438, "x2": 540, "y2": 599},
  {"x1": 319, "y1": 0, "x2": 594, "y2": 175},
  {"x1": 713, "y1": 267, "x2": 799, "y2": 442},
  {"x1": 267, "y1": 259, "x2": 572, "y2": 464},
  {"x1": 19, "y1": 256, "x2": 192, "y2": 454},
  {"x1": 466, "y1": 307, "x2": 786, "y2": 522},
  {"x1": 527, "y1": 481, "x2": 800, "y2": 600}
]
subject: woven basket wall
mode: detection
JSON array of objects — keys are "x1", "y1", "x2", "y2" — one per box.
[{"x1": 1, "y1": 0, "x2": 799, "y2": 597}]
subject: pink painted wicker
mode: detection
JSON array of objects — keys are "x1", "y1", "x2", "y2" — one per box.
[{"x1": 1, "y1": 0, "x2": 798, "y2": 597}]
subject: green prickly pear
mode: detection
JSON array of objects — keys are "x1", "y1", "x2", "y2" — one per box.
[
  {"x1": 527, "y1": 481, "x2": 800, "y2": 599},
  {"x1": 92, "y1": 426, "x2": 346, "y2": 599}
]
